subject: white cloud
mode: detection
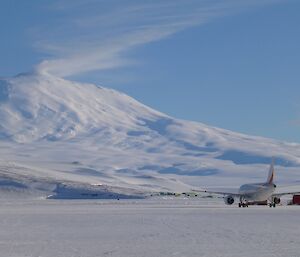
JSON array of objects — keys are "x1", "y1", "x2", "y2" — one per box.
[{"x1": 35, "y1": 0, "x2": 284, "y2": 77}]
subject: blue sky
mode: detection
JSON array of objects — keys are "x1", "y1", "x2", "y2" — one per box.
[{"x1": 1, "y1": 0, "x2": 300, "y2": 142}]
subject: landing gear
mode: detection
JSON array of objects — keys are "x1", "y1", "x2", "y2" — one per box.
[
  {"x1": 239, "y1": 197, "x2": 248, "y2": 208},
  {"x1": 268, "y1": 197, "x2": 277, "y2": 208}
]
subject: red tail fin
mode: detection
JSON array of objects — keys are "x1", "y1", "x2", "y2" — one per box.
[{"x1": 267, "y1": 158, "x2": 275, "y2": 184}]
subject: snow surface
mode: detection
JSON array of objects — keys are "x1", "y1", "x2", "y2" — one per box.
[
  {"x1": 0, "y1": 198, "x2": 299, "y2": 257},
  {"x1": 0, "y1": 71, "x2": 300, "y2": 197}
]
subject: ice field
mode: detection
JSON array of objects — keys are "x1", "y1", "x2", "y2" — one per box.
[{"x1": 0, "y1": 198, "x2": 299, "y2": 257}]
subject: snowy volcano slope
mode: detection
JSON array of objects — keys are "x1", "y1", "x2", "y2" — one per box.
[{"x1": 0, "y1": 71, "x2": 300, "y2": 197}]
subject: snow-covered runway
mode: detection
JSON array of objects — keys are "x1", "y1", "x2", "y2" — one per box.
[{"x1": 0, "y1": 198, "x2": 299, "y2": 257}]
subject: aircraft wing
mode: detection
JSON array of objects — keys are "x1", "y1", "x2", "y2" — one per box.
[
  {"x1": 272, "y1": 186, "x2": 300, "y2": 197},
  {"x1": 192, "y1": 188, "x2": 241, "y2": 197},
  {"x1": 273, "y1": 191, "x2": 300, "y2": 197}
]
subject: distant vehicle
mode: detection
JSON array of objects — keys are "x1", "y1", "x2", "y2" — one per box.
[
  {"x1": 193, "y1": 159, "x2": 300, "y2": 207},
  {"x1": 292, "y1": 195, "x2": 300, "y2": 205}
]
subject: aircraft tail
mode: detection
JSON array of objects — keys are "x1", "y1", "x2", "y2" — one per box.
[{"x1": 266, "y1": 158, "x2": 275, "y2": 184}]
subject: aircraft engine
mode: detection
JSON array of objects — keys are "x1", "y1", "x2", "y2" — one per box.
[
  {"x1": 274, "y1": 197, "x2": 280, "y2": 204},
  {"x1": 224, "y1": 195, "x2": 234, "y2": 205}
]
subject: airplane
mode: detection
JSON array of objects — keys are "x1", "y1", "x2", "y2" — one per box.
[{"x1": 193, "y1": 159, "x2": 300, "y2": 207}]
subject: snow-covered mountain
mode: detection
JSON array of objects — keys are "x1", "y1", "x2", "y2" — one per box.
[{"x1": 0, "y1": 71, "x2": 300, "y2": 198}]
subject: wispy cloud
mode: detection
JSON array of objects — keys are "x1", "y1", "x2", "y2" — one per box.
[{"x1": 35, "y1": 0, "x2": 283, "y2": 77}]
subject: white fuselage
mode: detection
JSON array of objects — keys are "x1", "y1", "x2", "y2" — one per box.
[{"x1": 238, "y1": 183, "x2": 276, "y2": 202}]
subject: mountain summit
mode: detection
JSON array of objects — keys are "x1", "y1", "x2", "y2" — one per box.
[
  {"x1": 0, "y1": 71, "x2": 164, "y2": 143},
  {"x1": 0, "y1": 72, "x2": 299, "y2": 197}
]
